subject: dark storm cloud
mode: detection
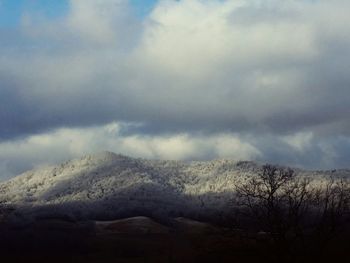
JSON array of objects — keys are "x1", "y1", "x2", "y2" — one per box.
[
  {"x1": 1, "y1": 0, "x2": 350, "y2": 139},
  {"x1": 1, "y1": 0, "x2": 350, "y2": 178}
]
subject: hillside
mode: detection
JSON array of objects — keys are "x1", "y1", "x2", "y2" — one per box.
[{"x1": 0, "y1": 151, "x2": 349, "y2": 222}]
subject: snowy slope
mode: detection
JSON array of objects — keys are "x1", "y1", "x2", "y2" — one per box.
[{"x1": 0, "y1": 151, "x2": 349, "y2": 220}]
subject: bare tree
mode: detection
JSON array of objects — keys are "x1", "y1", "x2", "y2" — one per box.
[
  {"x1": 235, "y1": 164, "x2": 305, "y2": 241},
  {"x1": 310, "y1": 177, "x2": 350, "y2": 243},
  {"x1": 235, "y1": 164, "x2": 350, "y2": 262}
]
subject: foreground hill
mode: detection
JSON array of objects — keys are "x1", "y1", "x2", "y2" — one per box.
[
  {"x1": 1, "y1": 152, "x2": 350, "y2": 262},
  {"x1": 0, "y1": 151, "x2": 349, "y2": 222}
]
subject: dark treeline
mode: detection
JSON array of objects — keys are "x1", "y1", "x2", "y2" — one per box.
[{"x1": 232, "y1": 164, "x2": 350, "y2": 262}]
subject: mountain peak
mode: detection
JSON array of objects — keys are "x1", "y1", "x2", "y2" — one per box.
[
  {"x1": 81, "y1": 151, "x2": 130, "y2": 163},
  {"x1": 1, "y1": 152, "x2": 349, "y2": 223}
]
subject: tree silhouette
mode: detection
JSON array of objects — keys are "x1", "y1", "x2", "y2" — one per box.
[{"x1": 235, "y1": 164, "x2": 310, "y2": 241}]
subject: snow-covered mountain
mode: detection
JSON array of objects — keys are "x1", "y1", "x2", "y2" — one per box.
[{"x1": 0, "y1": 151, "x2": 349, "y2": 221}]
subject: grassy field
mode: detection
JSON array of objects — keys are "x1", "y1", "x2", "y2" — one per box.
[{"x1": 0, "y1": 216, "x2": 349, "y2": 263}]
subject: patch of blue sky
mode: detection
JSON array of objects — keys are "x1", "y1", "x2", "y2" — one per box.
[
  {"x1": 0, "y1": 0, "x2": 159, "y2": 27},
  {"x1": 130, "y1": 0, "x2": 158, "y2": 18},
  {"x1": 0, "y1": 0, "x2": 23, "y2": 27},
  {"x1": 0, "y1": 0, "x2": 69, "y2": 27}
]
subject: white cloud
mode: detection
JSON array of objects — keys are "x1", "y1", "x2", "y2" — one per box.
[
  {"x1": 1, "y1": 0, "x2": 350, "y2": 175},
  {"x1": 282, "y1": 131, "x2": 313, "y2": 152},
  {"x1": 0, "y1": 122, "x2": 261, "y2": 179},
  {"x1": 67, "y1": 0, "x2": 130, "y2": 44},
  {"x1": 133, "y1": 0, "x2": 317, "y2": 77},
  {"x1": 1, "y1": 121, "x2": 350, "y2": 180},
  {"x1": 3, "y1": 0, "x2": 349, "y2": 135}
]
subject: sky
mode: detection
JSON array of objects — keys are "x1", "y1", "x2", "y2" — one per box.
[{"x1": 1, "y1": 0, "x2": 350, "y2": 179}]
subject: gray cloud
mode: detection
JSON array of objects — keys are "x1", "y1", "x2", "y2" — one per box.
[
  {"x1": 1, "y1": 0, "x2": 350, "y2": 177},
  {"x1": 1, "y1": 123, "x2": 350, "y2": 180},
  {"x1": 0, "y1": 122, "x2": 262, "y2": 180}
]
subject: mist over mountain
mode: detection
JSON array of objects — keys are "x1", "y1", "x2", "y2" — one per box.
[{"x1": 1, "y1": 151, "x2": 349, "y2": 223}]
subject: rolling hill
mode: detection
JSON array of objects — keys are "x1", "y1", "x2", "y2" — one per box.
[{"x1": 0, "y1": 151, "x2": 349, "y2": 222}]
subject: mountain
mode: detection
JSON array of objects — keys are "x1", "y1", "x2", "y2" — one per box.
[{"x1": 0, "y1": 151, "x2": 349, "y2": 222}]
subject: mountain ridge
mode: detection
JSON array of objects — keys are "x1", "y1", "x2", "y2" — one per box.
[{"x1": 1, "y1": 151, "x2": 349, "y2": 222}]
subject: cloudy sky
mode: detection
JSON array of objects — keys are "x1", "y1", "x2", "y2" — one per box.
[{"x1": 1, "y1": 0, "x2": 350, "y2": 179}]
